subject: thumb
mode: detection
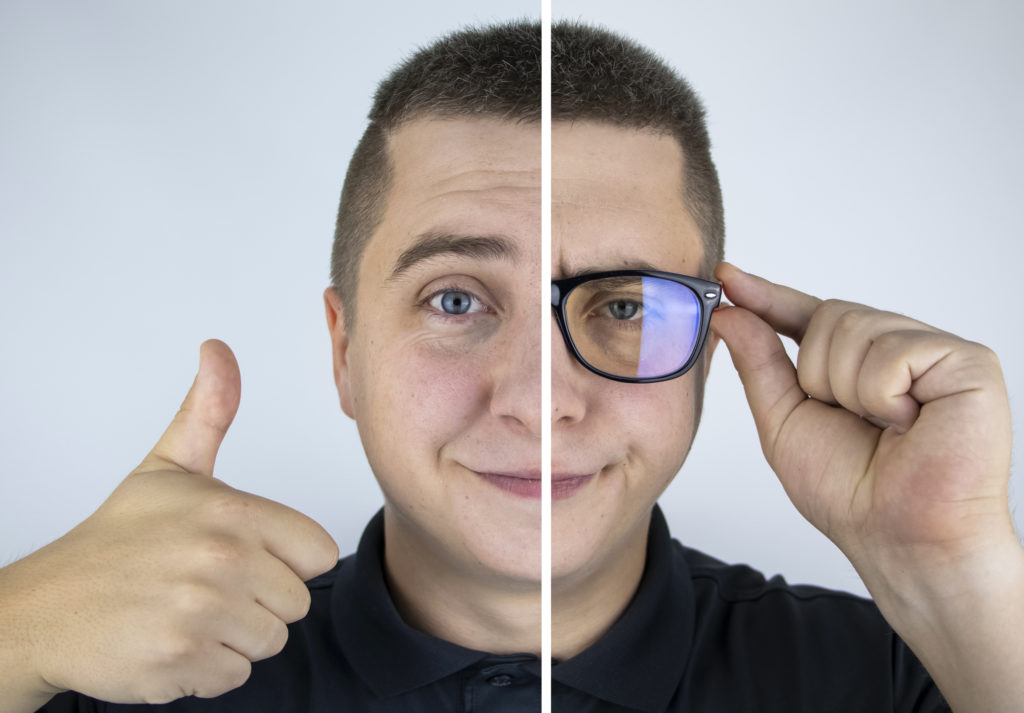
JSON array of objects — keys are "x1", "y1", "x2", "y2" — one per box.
[
  {"x1": 711, "y1": 305, "x2": 806, "y2": 460},
  {"x1": 135, "y1": 339, "x2": 241, "y2": 477}
]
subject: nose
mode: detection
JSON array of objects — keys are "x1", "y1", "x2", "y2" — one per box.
[
  {"x1": 551, "y1": 315, "x2": 587, "y2": 426},
  {"x1": 488, "y1": 309, "x2": 542, "y2": 436}
]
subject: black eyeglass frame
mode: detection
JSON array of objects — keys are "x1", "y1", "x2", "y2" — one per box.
[{"x1": 551, "y1": 269, "x2": 722, "y2": 384}]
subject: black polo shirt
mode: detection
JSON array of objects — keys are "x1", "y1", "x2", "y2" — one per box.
[
  {"x1": 40, "y1": 507, "x2": 949, "y2": 712},
  {"x1": 552, "y1": 507, "x2": 950, "y2": 712}
]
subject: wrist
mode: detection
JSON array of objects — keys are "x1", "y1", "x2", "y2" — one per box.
[
  {"x1": 0, "y1": 550, "x2": 68, "y2": 708},
  {"x1": 860, "y1": 538, "x2": 1024, "y2": 713}
]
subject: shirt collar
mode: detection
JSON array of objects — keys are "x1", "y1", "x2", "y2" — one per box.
[
  {"x1": 333, "y1": 510, "x2": 490, "y2": 698},
  {"x1": 552, "y1": 504, "x2": 695, "y2": 713}
]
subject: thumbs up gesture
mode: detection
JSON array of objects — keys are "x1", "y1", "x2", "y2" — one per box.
[{"x1": 0, "y1": 340, "x2": 339, "y2": 708}]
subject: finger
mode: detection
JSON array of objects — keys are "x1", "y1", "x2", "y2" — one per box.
[
  {"x1": 137, "y1": 340, "x2": 241, "y2": 477},
  {"x1": 213, "y1": 600, "x2": 291, "y2": 663},
  {"x1": 178, "y1": 644, "x2": 253, "y2": 700},
  {"x1": 249, "y1": 551, "x2": 313, "y2": 624},
  {"x1": 856, "y1": 330, "x2": 926, "y2": 433},
  {"x1": 797, "y1": 300, "x2": 868, "y2": 407},
  {"x1": 711, "y1": 305, "x2": 807, "y2": 460},
  {"x1": 714, "y1": 262, "x2": 822, "y2": 343},
  {"x1": 803, "y1": 304, "x2": 943, "y2": 416},
  {"x1": 250, "y1": 495, "x2": 340, "y2": 582}
]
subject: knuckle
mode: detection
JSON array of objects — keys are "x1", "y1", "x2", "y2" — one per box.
[
  {"x1": 192, "y1": 536, "x2": 246, "y2": 571},
  {"x1": 195, "y1": 659, "x2": 252, "y2": 698},
  {"x1": 970, "y1": 342, "x2": 1002, "y2": 370},
  {"x1": 795, "y1": 363, "x2": 829, "y2": 399},
  {"x1": 294, "y1": 581, "x2": 313, "y2": 622},
  {"x1": 275, "y1": 578, "x2": 312, "y2": 623},
  {"x1": 289, "y1": 585, "x2": 313, "y2": 622},
  {"x1": 817, "y1": 298, "x2": 852, "y2": 320},
  {"x1": 259, "y1": 619, "x2": 290, "y2": 660},
  {"x1": 292, "y1": 532, "x2": 339, "y2": 580},
  {"x1": 870, "y1": 330, "x2": 904, "y2": 351},
  {"x1": 226, "y1": 659, "x2": 254, "y2": 692},
  {"x1": 172, "y1": 580, "x2": 223, "y2": 619},
  {"x1": 317, "y1": 536, "x2": 341, "y2": 572},
  {"x1": 204, "y1": 491, "x2": 257, "y2": 526},
  {"x1": 153, "y1": 630, "x2": 204, "y2": 670},
  {"x1": 832, "y1": 306, "x2": 872, "y2": 333}
]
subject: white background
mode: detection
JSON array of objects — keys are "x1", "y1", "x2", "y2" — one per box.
[{"x1": 2, "y1": 2, "x2": 1022, "y2": 601}]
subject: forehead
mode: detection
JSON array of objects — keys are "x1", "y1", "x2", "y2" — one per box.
[
  {"x1": 358, "y1": 117, "x2": 541, "y2": 286},
  {"x1": 552, "y1": 121, "x2": 704, "y2": 277}
]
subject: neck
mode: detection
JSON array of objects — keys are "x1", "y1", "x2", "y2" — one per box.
[
  {"x1": 552, "y1": 511, "x2": 650, "y2": 661},
  {"x1": 383, "y1": 507, "x2": 541, "y2": 656}
]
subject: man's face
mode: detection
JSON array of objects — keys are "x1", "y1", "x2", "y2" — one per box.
[
  {"x1": 326, "y1": 117, "x2": 542, "y2": 583},
  {"x1": 552, "y1": 121, "x2": 715, "y2": 583}
]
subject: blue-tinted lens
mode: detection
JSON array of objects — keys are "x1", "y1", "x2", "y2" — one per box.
[{"x1": 564, "y1": 276, "x2": 701, "y2": 379}]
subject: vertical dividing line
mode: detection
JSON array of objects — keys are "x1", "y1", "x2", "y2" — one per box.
[{"x1": 540, "y1": 1, "x2": 552, "y2": 712}]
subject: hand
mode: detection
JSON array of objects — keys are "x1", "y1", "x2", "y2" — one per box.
[
  {"x1": 5, "y1": 340, "x2": 339, "y2": 706},
  {"x1": 710, "y1": 263, "x2": 1015, "y2": 581}
]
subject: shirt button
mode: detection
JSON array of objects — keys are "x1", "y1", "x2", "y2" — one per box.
[{"x1": 487, "y1": 674, "x2": 514, "y2": 687}]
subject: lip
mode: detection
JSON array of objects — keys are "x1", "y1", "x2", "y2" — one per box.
[
  {"x1": 551, "y1": 473, "x2": 595, "y2": 499},
  {"x1": 472, "y1": 471, "x2": 596, "y2": 500},
  {"x1": 475, "y1": 471, "x2": 542, "y2": 499}
]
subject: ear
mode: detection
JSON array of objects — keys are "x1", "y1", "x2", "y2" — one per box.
[{"x1": 323, "y1": 287, "x2": 356, "y2": 419}]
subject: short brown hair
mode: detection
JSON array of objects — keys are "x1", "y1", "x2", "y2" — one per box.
[
  {"x1": 551, "y1": 22, "x2": 725, "y2": 276},
  {"x1": 330, "y1": 21, "x2": 724, "y2": 326},
  {"x1": 329, "y1": 21, "x2": 541, "y2": 329}
]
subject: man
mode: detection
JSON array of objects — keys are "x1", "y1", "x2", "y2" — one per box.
[
  {"x1": 0, "y1": 19, "x2": 1019, "y2": 713},
  {"x1": 546, "y1": 23, "x2": 1020, "y2": 713}
]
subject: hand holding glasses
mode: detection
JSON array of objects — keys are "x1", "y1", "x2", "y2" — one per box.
[{"x1": 551, "y1": 270, "x2": 721, "y2": 383}]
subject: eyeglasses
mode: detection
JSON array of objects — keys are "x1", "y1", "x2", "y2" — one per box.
[{"x1": 551, "y1": 270, "x2": 721, "y2": 383}]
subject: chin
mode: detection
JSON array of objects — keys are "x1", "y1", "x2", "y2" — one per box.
[
  {"x1": 550, "y1": 534, "x2": 603, "y2": 585},
  {"x1": 455, "y1": 507, "x2": 542, "y2": 586},
  {"x1": 550, "y1": 494, "x2": 654, "y2": 589}
]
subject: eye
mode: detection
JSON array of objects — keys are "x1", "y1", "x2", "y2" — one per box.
[
  {"x1": 428, "y1": 289, "x2": 485, "y2": 316},
  {"x1": 605, "y1": 299, "x2": 642, "y2": 320}
]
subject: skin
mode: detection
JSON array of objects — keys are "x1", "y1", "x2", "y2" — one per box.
[{"x1": 324, "y1": 117, "x2": 542, "y2": 655}]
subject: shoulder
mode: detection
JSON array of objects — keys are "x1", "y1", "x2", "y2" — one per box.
[
  {"x1": 679, "y1": 541, "x2": 875, "y2": 611},
  {"x1": 676, "y1": 540, "x2": 889, "y2": 647},
  {"x1": 673, "y1": 541, "x2": 948, "y2": 711}
]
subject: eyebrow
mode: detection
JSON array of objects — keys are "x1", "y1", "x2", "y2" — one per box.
[
  {"x1": 559, "y1": 259, "x2": 660, "y2": 279},
  {"x1": 389, "y1": 232, "x2": 520, "y2": 280}
]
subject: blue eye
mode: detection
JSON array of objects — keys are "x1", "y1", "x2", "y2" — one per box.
[
  {"x1": 606, "y1": 299, "x2": 641, "y2": 320},
  {"x1": 429, "y1": 289, "x2": 483, "y2": 315},
  {"x1": 441, "y1": 291, "x2": 472, "y2": 314}
]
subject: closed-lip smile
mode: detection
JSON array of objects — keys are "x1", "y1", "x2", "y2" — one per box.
[{"x1": 472, "y1": 470, "x2": 595, "y2": 500}]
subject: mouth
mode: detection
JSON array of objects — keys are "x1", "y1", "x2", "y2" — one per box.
[
  {"x1": 472, "y1": 471, "x2": 595, "y2": 500},
  {"x1": 551, "y1": 473, "x2": 595, "y2": 499}
]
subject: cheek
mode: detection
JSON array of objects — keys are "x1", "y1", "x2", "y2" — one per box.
[
  {"x1": 611, "y1": 376, "x2": 701, "y2": 477},
  {"x1": 351, "y1": 336, "x2": 492, "y2": 462}
]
